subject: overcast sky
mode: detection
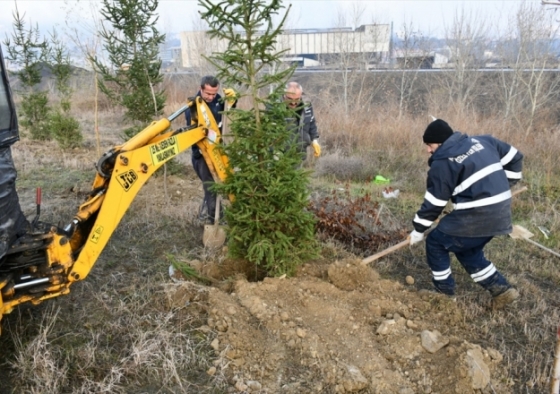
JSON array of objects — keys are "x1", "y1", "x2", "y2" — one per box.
[{"x1": 0, "y1": 0, "x2": 558, "y2": 40}]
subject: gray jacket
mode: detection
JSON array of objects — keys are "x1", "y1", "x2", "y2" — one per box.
[{"x1": 285, "y1": 101, "x2": 319, "y2": 155}]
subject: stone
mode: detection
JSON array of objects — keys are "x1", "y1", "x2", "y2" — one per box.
[
  {"x1": 376, "y1": 319, "x2": 396, "y2": 335},
  {"x1": 421, "y1": 330, "x2": 449, "y2": 354},
  {"x1": 341, "y1": 364, "x2": 369, "y2": 392},
  {"x1": 465, "y1": 348, "x2": 490, "y2": 389}
]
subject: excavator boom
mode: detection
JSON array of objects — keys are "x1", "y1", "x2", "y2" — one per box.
[{"x1": 0, "y1": 82, "x2": 231, "y2": 331}]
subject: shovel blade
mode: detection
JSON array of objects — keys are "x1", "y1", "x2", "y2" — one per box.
[
  {"x1": 509, "y1": 224, "x2": 534, "y2": 240},
  {"x1": 203, "y1": 224, "x2": 226, "y2": 248}
]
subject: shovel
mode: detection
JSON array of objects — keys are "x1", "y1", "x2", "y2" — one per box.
[
  {"x1": 509, "y1": 224, "x2": 560, "y2": 258},
  {"x1": 361, "y1": 186, "x2": 528, "y2": 265},
  {"x1": 202, "y1": 195, "x2": 227, "y2": 248}
]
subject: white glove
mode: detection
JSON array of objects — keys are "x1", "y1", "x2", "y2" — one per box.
[{"x1": 408, "y1": 230, "x2": 424, "y2": 245}]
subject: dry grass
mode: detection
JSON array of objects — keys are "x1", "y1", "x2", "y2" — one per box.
[
  {"x1": 1, "y1": 71, "x2": 559, "y2": 393},
  {"x1": 308, "y1": 74, "x2": 560, "y2": 393}
]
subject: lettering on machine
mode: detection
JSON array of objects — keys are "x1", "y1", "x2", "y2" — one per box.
[
  {"x1": 150, "y1": 136, "x2": 179, "y2": 166},
  {"x1": 117, "y1": 169, "x2": 138, "y2": 191}
]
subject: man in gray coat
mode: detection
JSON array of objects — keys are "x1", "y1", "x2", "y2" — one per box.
[{"x1": 283, "y1": 82, "x2": 321, "y2": 161}]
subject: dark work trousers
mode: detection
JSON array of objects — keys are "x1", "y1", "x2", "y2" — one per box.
[
  {"x1": 425, "y1": 228, "x2": 511, "y2": 296},
  {"x1": 192, "y1": 154, "x2": 220, "y2": 223}
]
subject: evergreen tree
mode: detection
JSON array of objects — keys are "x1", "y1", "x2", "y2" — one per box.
[
  {"x1": 3, "y1": 6, "x2": 50, "y2": 140},
  {"x1": 199, "y1": 0, "x2": 318, "y2": 276},
  {"x1": 47, "y1": 29, "x2": 82, "y2": 149},
  {"x1": 91, "y1": 0, "x2": 166, "y2": 136}
]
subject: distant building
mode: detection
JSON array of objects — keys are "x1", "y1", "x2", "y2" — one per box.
[
  {"x1": 159, "y1": 46, "x2": 182, "y2": 71},
  {"x1": 394, "y1": 50, "x2": 448, "y2": 69},
  {"x1": 179, "y1": 24, "x2": 391, "y2": 69}
]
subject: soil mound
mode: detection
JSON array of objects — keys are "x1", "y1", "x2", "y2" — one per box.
[{"x1": 166, "y1": 258, "x2": 510, "y2": 393}]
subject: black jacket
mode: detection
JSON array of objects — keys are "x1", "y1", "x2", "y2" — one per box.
[
  {"x1": 413, "y1": 132, "x2": 523, "y2": 237},
  {"x1": 0, "y1": 46, "x2": 19, "y2": 148}
]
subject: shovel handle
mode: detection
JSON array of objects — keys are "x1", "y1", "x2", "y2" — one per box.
[
  {"x1": 512, "y1": 186, "x2": 527, "y2": 198},
  {"x1": 361, "y1": 239, "x2": 410, "y2": 265},
  {"x1": 214, "y1": 195, "x2": 221, "y2": 225},
  {"x1": 524, "y1": 238, "x2": 560, "y2": 259},
  {"x1": 361, "y1": 186, "x2": 528, "y2": 266}
]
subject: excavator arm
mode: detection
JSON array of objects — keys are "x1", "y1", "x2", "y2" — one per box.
[{"x1": 0, "y1": 96, "x2": 231, "y2": 331}]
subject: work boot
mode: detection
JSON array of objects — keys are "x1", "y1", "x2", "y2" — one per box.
[{"x1": 491, "y1": 288, "x2": 519, "y2": 310}]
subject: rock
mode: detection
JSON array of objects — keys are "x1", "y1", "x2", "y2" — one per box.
[
  {"x1": 421, "y1": 330, "x2": 449, "y2": 354},
  {"x1": 487, "y1": 347, "x2": 503, "y2": 362},
  {"x1": 465, "y1": 348, "x2": 490, "y2": 389},
  {"x1": 405, "y1": 275, "x2": 415, "y2": 285},
  {"x1": 247, "y1": 380, "x2": 262, "y2": 390},
  {"x1": 210, "y1": 338, "x2": 220, "y2": 350},
  {"x1": 207, "y1": 366, "x2": 216, "y2": 376},
  {"x1": 296, "y1": 328, "x2": 306, "y2": 338},
  {"x1": 234, "y1": 380, "x2": 248, "y2": 392},
  {"x1": 341, "y1": 364, "x2": 369, "y2": 392},
  {"x1": 376, "y1": 319, "x2": 396, "y2": 335},
  {"x1": 406, "y1": 320, "x2": 418, "y2": 329}
]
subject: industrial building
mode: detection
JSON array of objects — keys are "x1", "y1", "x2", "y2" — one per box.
[{"x1": 179, "y1": 24, "x2": 392, "y2": 69}]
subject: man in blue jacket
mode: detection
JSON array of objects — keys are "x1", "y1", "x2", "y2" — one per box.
[
  {"x1": 409, "y1": 119, "x2": 523, "y2": 310},
  {"x1": 185, "y1": 76, "x2": 235, "y2": 224}
]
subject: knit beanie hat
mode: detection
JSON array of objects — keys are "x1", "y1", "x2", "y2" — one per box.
[{"x1": 423, "y1": 119, "x2": 454, "y2": 144}]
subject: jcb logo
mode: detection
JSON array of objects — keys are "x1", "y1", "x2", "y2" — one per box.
[{"x1": 117, "y1": 169, "x2": 138, "y2": 191}]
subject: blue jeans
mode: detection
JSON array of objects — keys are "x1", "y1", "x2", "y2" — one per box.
[{"x1": 425, "y1": 228, "x2": 511, "y2": 296}]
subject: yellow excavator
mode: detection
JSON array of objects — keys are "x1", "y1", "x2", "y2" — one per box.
[{"x1": 0, "y1": 47, "x2": 231, "y2": 333}]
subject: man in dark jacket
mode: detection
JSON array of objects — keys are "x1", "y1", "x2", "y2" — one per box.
[
  {"x1": 0, "y1": 46, "x2": 29, "y2": 260},
  {"x1": 409, "y1": 119, "x2": 523, "y2": 310},
  {"x1": 185, "y1": 75, "x2": 235, "y2": 224},
  {"x1": 283, "y1": 82, "x2": 320, "y2": 161}
]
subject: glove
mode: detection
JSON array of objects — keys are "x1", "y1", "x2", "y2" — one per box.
[
  {"x1": 223, "y1": 88, "x2": 236, "y2": 103},
  {"x1": 311, "y1": 140, "x2": 321, "y2": 157},
  {"x1": 408, "y1": 230, "x2": 424, "y2": 245}
]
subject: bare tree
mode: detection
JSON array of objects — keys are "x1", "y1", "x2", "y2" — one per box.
[
  {"x1": 62, "y1": 0, "x2": 105, "y2": 154},
  {"x1": 391, "y1": 21, "x2": 433, "y2": 118},
  {"x1": 328, "y1": 3, "x2": 388, "y2": 114},
  {"x1": 495, "y1": 2, "x2": 560, "y2": 134},
  {"x1": 438, "y1": 7, "x2": 489, "y2": 114}
]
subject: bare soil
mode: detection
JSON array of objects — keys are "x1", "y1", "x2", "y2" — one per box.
[{"x1": 167, "y1": 254, "x2": 511, "y2": 394}]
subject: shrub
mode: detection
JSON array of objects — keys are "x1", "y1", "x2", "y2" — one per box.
[
  {"x1": 48, "y1": 111, "x2": 82, "y2": 149},
  {"x1": 20, "y1": 92, "x2": 51, "y2": 141}
]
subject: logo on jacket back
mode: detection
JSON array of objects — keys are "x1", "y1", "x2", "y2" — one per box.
[{"x1": 451, "y1": 139, "x2": 485, "y2": 164}]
